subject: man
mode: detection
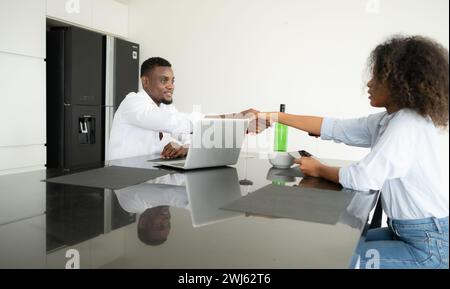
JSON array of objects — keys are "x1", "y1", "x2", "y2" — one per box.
[
  {"x1": 108, "y1": 57, "x2": 201, "y2": 160},
  {"x1": 109, "y1": 57, "x2": 264, "y2": 161}
]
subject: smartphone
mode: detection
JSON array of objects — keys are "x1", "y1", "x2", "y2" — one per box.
[{"x1": 298, "y1": 150, "x2": 313, "y2": 157}]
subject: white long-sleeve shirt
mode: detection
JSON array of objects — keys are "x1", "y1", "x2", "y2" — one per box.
[
  {"x1": 321, "y1": 108, "x2": 449, "y2": 220},
  {"x1": 108, "y1": 90, "x2": 202, "y2": 160},
  {"x1": 114, "y1": 172, "x2": 188, "y2": 214}
]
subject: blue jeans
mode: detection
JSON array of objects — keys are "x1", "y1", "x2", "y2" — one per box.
[{"x1": 351, "y1": 217, "x2": 449, "y2": 269}]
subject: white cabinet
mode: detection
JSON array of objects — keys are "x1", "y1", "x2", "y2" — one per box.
[
  {"x1": 92, "y1": 0, "x2": 128, "y2": 37},
  {"x1": 46, "y1": 0, "x2": 94, "y2": 28},
  {"x1": 0, "y1": 0, "x2": 46, "y2": 58},
  {"x1": 0, "y1": 0, "x2": 46, "y2": 175},
  {"x1": 0, "y1": 53, "x2": 46, "y2": 147},
  {"x1": 47, "y1": 0, "x2": 129, "y2": 37},
  {"x1": 0, "y1": 145, "x2": 46, "y2": 173}
]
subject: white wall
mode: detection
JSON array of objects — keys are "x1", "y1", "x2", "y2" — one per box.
[
  {"x1": 47, "y1": 0, "x2": 130, "y2": 38},
  {"x1": 127, "y1": 0, "x2": 449, "y2": 171},
  {"x1": 0, "y1": 0, "x2": 47, "y2": 175},
  {"x1": 0, "y1": 0, "x2": 130, "y2": 175}
]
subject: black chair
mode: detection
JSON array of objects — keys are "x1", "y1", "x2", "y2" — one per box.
[{"x1": 369, "y1": 195, "x2": 383, "y2": 229}]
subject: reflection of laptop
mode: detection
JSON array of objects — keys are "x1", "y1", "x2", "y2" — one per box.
[
  {"x1": 153, "y1": 119, "x2": 249, "y2": 170},
  {"x1": 184, "y1": 167, "x2": 243, "y2": 227}
]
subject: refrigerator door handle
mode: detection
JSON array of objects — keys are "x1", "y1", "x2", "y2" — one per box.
[{"x1": 80, "y1": 120, "x2": 88, "y2": 134}]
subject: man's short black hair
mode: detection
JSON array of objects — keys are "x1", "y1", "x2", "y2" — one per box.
[{"x1": 140, "y1": 57, "x2": 172, "y2": 77}]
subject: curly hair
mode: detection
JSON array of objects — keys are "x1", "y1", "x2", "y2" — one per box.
[{"x1": 369, "y1": 35, "x2": 449, "y2": 128}]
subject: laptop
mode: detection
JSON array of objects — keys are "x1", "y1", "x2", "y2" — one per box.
[
  {"x1": 153, "y1": 118, "x2": 249, "y2": 170},
  {"x1": 184, "y1": 167, "x2": 243, "y2": 227}
]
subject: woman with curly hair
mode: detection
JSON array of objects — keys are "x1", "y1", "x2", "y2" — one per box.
[{"x1": 250, "y1": 35, "x2": 449, "y2": 268}]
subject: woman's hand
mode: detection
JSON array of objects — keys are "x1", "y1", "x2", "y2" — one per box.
[
  {"x1": 294, "y1": 156, "x2": 340, "y2": 184},
  {"x1": 294, "y1": 156, "x2": 323, "y2": 177}
]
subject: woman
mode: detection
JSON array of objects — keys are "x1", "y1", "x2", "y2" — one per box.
[{"x1": 251, "y1": 35, "x2": 449, "y2": 269}]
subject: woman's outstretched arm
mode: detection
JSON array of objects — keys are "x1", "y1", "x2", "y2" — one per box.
[{"x1": 276, "y1": 113, "x2": 324, "y2": 136}]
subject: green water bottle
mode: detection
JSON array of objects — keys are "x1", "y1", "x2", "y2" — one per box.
[{"x1": 274, "y1": 104, "x2": 288, "y2": 152}]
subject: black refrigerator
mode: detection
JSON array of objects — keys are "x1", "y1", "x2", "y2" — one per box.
[
  {"x1": 47, "y1": 26, "x2": 104, "y2": 171},
  {"x1": 107, "y1": 37, "x2": 140, "y2": 109},
  {"x1": 47, "y1": 26, "x2": 139, "y2": 170},
  {"x1": 104, "y1": 36, "x2": 140, "y2": 160}
]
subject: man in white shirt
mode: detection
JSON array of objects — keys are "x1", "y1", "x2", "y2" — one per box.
[
  {"x1": 108, "y1": 57, "x2": 202, "y2": 160},
  {"x1": 108, "y1": 57, "x2": 261, "y2": 160}
]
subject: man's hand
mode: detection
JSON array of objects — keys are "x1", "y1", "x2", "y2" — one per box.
[
  {"x1": 239, "y1": 108, "x2": 260, "y2": 117},
  {"x1": 206, "y1": 108, "x2": 274, "y2": 134},
  {"x1": 161, "y1": 142, "x2": 188, "y2": 159},
  {"x1": 240, "y1": 109, "x2": 274, "y2": 134},
  {"x1": 294, "y1": 156, "x2": 323, "y2": 177},
  {"x1": 206, "y1": 108, "x2": 261, "y2": 120}
]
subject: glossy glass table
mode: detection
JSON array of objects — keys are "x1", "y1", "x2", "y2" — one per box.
[{"x1": 0, "y1": 154, "x2": 377, "y2": 269}]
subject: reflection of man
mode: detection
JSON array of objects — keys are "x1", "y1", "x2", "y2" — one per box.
[
  {"x1": 108, "y1": 57, "x2": 201, "y2": 160},
  {"x1": 114, "y1": 174, "x2": 187, "y2": 246},
  {"x1": 138, "y1": 206, "x2": 171, "y2": 246}
]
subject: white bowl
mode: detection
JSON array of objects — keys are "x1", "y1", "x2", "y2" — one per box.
[{"x1": 268, "y1": 152, "x2": 294, "y2": 169}]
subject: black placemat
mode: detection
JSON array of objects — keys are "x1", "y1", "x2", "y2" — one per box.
[
  {"x1": 43, "y1": 166, "x2": 172, "y2": 190},
  {"x1": 222, "y1": 184, "x2": 354, "y2": 224}
]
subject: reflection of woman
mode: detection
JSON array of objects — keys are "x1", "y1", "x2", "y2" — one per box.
[
  {"x1": 251, "y1": 36, "x2": 449, "y2": 268},
  {"x1": 338, "y1": 191, "x2": 379, "y2": 231}
]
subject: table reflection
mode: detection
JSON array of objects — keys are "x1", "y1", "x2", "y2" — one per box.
[
  {"x1": 112, "y1": 167, "x2": 243, "y2": 246},
  {"x1": 46, "y1": 183, "x2": 136, "y2": 252},
  {"x1": 231, "y1": 165, "x2": 378, "y2": 230},
  {"x1": 0, "y1": 154, "x2": 379, "y2": 268}
]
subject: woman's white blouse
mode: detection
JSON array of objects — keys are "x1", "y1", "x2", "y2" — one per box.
[{"x1": 321, "y1": 109, "x2": 449, "y2": 220}]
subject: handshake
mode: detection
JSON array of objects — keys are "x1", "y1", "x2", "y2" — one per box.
[
  {"x1": 223, "y1": 108, "x2": 277, "y2": 134},
  {"x1": 161, "y1": 108, "x2": 276, "y2": 159}
]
